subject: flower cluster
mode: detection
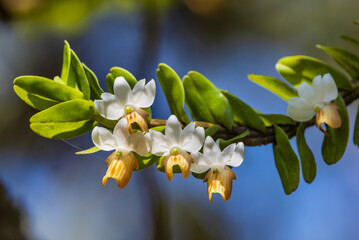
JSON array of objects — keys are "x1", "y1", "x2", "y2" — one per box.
[{"x1": 92, "y1": 77, "x2": 245, "y2": 202}]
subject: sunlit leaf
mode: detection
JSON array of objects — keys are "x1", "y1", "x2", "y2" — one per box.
[
  {"x1": 83, "y1": 64, "x2": 104, "y2": 100},
  {"x1": 30, "y1": 99, "x2": 96, "y2": 139},
  {"x1": 321, "y1": 96, "x2": 349, "y2": 165},
  {"x1": 75, "y1": 146, "x2": 101, "y2": 155},
  {"x1": 296, "y1": 123, "x2": 316, "y2": 183},
  {"x1": 134, "y1": 153, "x2": 160, "y2": 170},
  {"x1": 273, "y1": 125, "x2": 300, "y2": 195},
  {"x1": 218, "y1": 130, "x2": 249, "y2": 150},
  {"x1": 183, "y1": 71, "x2": 233, "y2": 130},
  {"x1": 248, "y1": 74, "x2": 298, "y2": 101},
  {"x1": 221, "y1": 90, "x2": 266, "y2": 133},
  {"x1": 106, "y1": 67, "x2": 137, "y2": 93},
  {"x1": 14, "y1": 76, "x2": 84, "y2": 110},
  {"x1": 68, "y1": 49, "x2": 91, "y2": 99},
  {"x1": 60, "y1": 41, "x2": 71, "y2": 84},
  {"x1": 156, "y1": 64, "x2": 190, "y2": 124},
  {"x1": 276, "y1": 55, "x2": 352, "y2": 90},
  {"x1": 317, "y1": 45, "x2": 359, "y2": 79}
]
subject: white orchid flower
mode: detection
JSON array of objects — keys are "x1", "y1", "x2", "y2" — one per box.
[
  {"x1": 287, "y1": 73, "x2": 341, "y2": 134},
  {"x1": 150, "y1": 115, "x2": 205, "y2": 181},
  {"x1": 94, "y1": 76, "x2": 156, "y2": 133},
  {"x1": 92, "y1": 118, "x2": 151, "y2": 188},
  {"x1": 191, "y1": 136, "x2": 244, "y2": 202}
]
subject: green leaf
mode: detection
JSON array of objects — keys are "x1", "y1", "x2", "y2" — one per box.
[
  {"x1": 150, "y1": 125, "x2": 166, "y2": 133},
  {"x1": 53, "y1": 76, "x2": 65, "y2": 84},
  {"x1": 30, "y1": 99, "x2": 97, "y2": 139},
  {"x1": 273, "y1": 125, "x2": 300, "y2": 195},
  {"x1": 321, "y1": 96, "x2": 349, "y2": 165},
  {"x1": 354, "y1": 102, "x2": 359, "y2": 147},
  {"x1": 341, "y1": 35, "x2": 359, "y2": 48},
  {"x1": 248, "y1": 74, "x2": 298, "y2": 101},
  {"x1": 221, "y1": 90, "x2": 266, "y2": 133},
  {"x1": 106, "y1": 67, "x2": 137, "y2": 93},
  {"x1": 14, "y1": 76, "x2": 84, "y2": 110},
  {"x1": 276, "y1": 55, "x2": 352, "y2": 90},
  {"x1": 296, "y1": 123, "x2": 316, "y2": 184},
  {"x1": 259, "y1": 114, "x2": 297, "y2": 127},
  {"x1": 134, "y1": 153, "x2": 160, "y2": 170},
  {"x1": 317, "y1": 45, "x2": 359, "y2": 79},
  {"x1": 75, "y1": 146, "x2": 101, "y2": 155},
  {"x1": 60, "y1": 41, "x2": 71, "y2": 84},
  {"x1": 218, "y1": 130, "x2": 249, "y2": 150},
  {"x1": 156, "y1": 64, "x2": 190, "y2": 124},
  {"x1": 183, "y1": 71, "x2": 233, "y2": 130},
  {"x1": 67, "y1": 49, "x2": 91, "y2": 99},
  {"x1": 205, "y1": 125, "x2": 219, "y2": 137},
  {"x1": 83, "y1": 64, "x2": 104, "y2": 100}
]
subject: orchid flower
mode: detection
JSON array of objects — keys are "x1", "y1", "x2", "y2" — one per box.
[
  {"x1": 92, "y1": 118, "x2": 151, "y2": 188},
  {"x1": 94, "y1": 77, "x2": 156, "y2": 133},
  {"x1": 287, "y1": 73, "x2": 341, "y2": 134},
  {"x1": 150, "y1": 115, "x2": 205, "y2": 181},
  {"x1": 191, "y1": 136, "x2": 244, "y2": 202}
]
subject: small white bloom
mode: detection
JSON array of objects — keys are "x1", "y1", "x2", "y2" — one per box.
[
  {"x1": 287, "y1": 73, "x2": 341, "y2": 134},
  {"x1": 150, "y1": 115, "x2": 205, "y2": 181},
  {"x1": 94, "y1": 76, "x2": 156, "y2": 132},
  {"x1": 191, "y1": 136, "x2": 244, "y2": 202},
  {"x1": 92, "y1": 118, "x2": 151, "y2": 188}
]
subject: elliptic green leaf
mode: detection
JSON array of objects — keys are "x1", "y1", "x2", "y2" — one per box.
[
  {"x1": 67, "y1": 50, "x2": 91, "y2": 99},
  {"x1": 341, "y1": 35, "x2": 359, "y2": 49},
  {"x1": 183, "y1": 71, "x2": 233, "y2": 130},
  {"x1": 321, "y1": 96, "x2": 349, "y2": 165},
  {"x1": 106, "y1": 67, "x2": 137, "y2": 93},
  {"x1": 221, "y1": 90, "x2": 266, "y2": 133},
  {"x1": 60, "y1": 41, "x2": 71, "y2": 84},
  {"x1": 14, "y1": 76, "x2": 84, "y2": 110},
  {"x1": 205, "y1": 125, "x2": 219, "y2": 137},
  {"x1": 273, "y1": 125, "x2": 300, "y2": 195},
  {"x1": 76, "y1": 146, "x2": 101, "y2": 155},
  {"x1": 134, "y1": 153, "x2": 160, "y2": 170},
  {"x1": 248, "y1": 74, "x2": 298, "y2": 101},
  {"x1": 296, "y1": 123, "x2": 316, "y2": 184},
  {"x1": 218, "y1": 130, "x2": 249, "y2": 150},
  {"x1": 259, "y1": 114, "x2": 297, "y2": 127},
  {"x1": 156, "y1": 64, "x2": 190, "y2": 124},
  {"x1": 83, "y1": 64, "x2": 104, "y2": 100},
  {"x1": 276, "y1": 55, "x2": 352, "y2": 90},
  {"x1": 317, "y1": 45, "x2": 359, "y2": 79},
  {"x1": 30, "y1": 99, "x2": 96, "y2": 139}
]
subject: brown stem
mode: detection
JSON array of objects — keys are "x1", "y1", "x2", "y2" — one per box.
[{"x1": 150, "y1": 81, "x2": 359, "y2": 146}]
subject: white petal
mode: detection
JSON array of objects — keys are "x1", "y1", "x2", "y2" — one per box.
[
  {"x1": 129, "y1": 79, "x2": 156, "y2": 108},
  {"x1": 113, "y1": 118, "x2": 130, "y2": 145},
  {"x1": 113, "y1": 77, "x2": 131, "y2": 107},
  {"x1": 94, "y1": 94, "x2": 124, "y2": 120},
  {"x1": 203, "y1": 136, "x2": 222, "y2": 164},
  {"x1": 297, "y1": 82, "x2": 315, "y2": 101},
  {"x1": 149, "y1": 130, "x2": 171, "y2": 156},
  {"x1": 181, "y1": 124, "x2": 205, "y2": 153},
  {"x1": 322, "y1": 73, "x2": 338, "y2": 102},
  {"x1": 287, "y1": 97, "x2": 315, "y2": 121},
  {"x1": 127, "y1": 132, "x2": 151, "y2": 156},
  {"x1": 312, "y1": 75, "x2": 325, "y2": 102},
  {"x1": 91, "y1": 126, "x2": 117, "y2": 151},
  {"x1": 190, "y1": 152, "x2": 211, "y2": 173},
  {"x1": 224, "y1": 142, "x2": 245, "y2": 167},
  {"x1": 165, "y1": 115, "x2": 182, "y2": 145}
]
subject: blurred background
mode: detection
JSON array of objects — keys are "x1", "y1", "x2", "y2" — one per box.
[{"x1": 1, "y1": 0, "x2": 359, "y2": 239}]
